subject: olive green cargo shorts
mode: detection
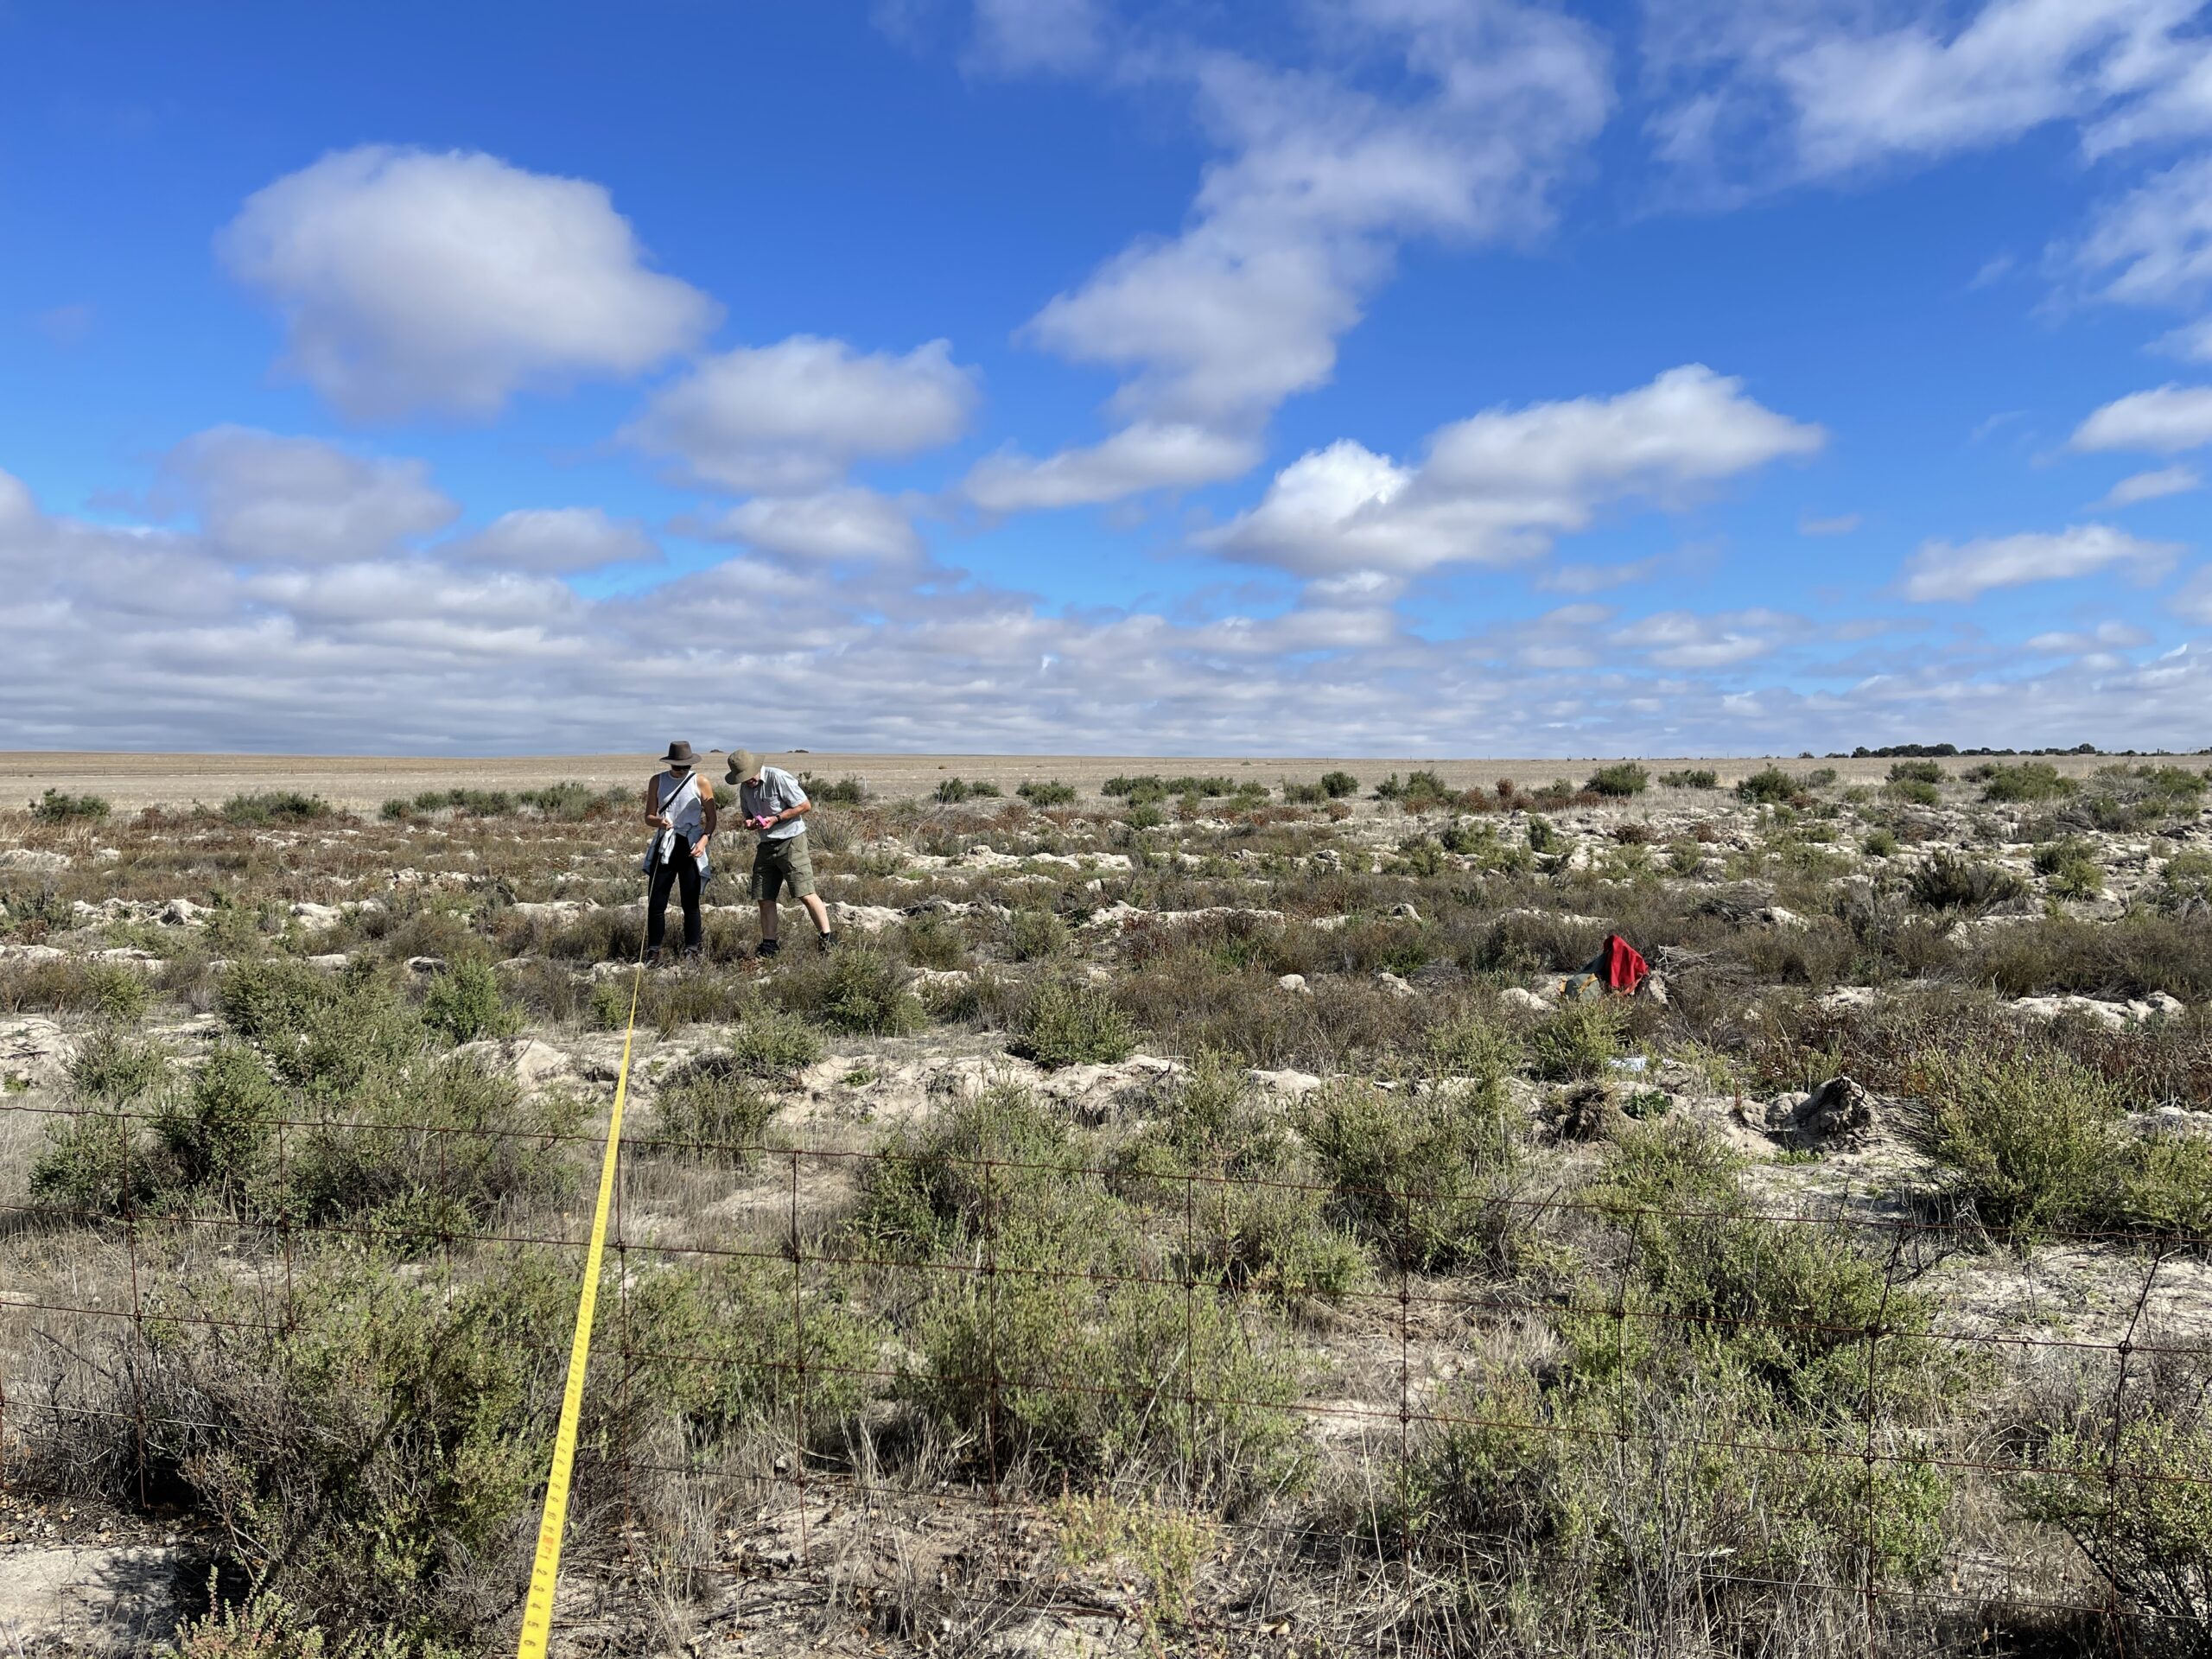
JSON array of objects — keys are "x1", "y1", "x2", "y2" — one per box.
[{"x1": 749, "y1": 833, "x2": 817, "y2": 902}]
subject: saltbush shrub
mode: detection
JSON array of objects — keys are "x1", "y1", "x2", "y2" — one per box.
[
  {"x1": 1908, "y1": 1045, "x2": 2212, "y2": 1240},
  {"x1": 1013, "y1": 977, "x2": 1135, "y2": 1067},
  {"x1": 772, "y1": 944, "x2": 923, "y2": 1035},
  {"x1": 1735, "y1": 767, "x2": 1804, "y2": 805},
  {"x1": 29, "y1": 788, "x2": 111, "y2": 823},
  {"x1": 649, "y1": 1056, "x2": 779, "y2": 1164},
  {"x1": 1978, "y1": 761, "x2": 2074, "y2": 804},
  {"x1": 1007, "y1": 906, "x2": 1070, "y2": 961},
  {"x1": 220, "y1": 791, "x2": 332, "y2": 824},
  {"x1": 419, "y1": 957, "x2": 521, "y2": 1045},
  {"x1": 1585, "y1": 762, "x2": 1649, "y2": 798},
  {"x1": 1299, "y1": 1077, "x2": 1522, "y2": 1270},
  {"x1": 1909, "y1": 849, "x2": 2026, "y2": 911}
]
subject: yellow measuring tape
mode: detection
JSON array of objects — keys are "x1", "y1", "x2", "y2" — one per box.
[{"x1": 516, "y1": 962, "x2": 642, "y2": 1659}]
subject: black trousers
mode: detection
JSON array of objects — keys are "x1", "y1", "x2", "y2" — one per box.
[{"x1": 646, "y1": 845, "x2": 703, "y2": 954}]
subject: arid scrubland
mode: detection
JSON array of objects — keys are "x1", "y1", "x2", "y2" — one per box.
[{"x1": 3, "y1": 758, "x2": 2212, "y2": 1658}]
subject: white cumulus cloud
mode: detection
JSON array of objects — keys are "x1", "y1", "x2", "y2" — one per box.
[
  {"x1": 1211, "y1": 365, "x2": 1823, "y2": 577},
  {"x1": 444, "y1": 508, "x2": 659, "y2": 573},
  {"x1": 704, "y1": 489, "x2": 925, "y2": 563},
  {"x1": 2071, "y1": 385, "x2": 2212, "y2": 454},
  {"x1": 1645, "y1": 0, "x2": 2212, "y2": 191},
  {"x1": 2025, "y1": 621, "x2": 2152, "y2": 652},
  {"x1": 963, "y1": 423, "x2": 1261, "y2": 512},
  {"x1": 625, "y1": 336, "x2": 977, "y2": 494},
  {"x1": 2099, "y1": 465, "x2": 2202, "y2": 506},
  {"x1": 976, "y1": 0, "x2": 1610, "y2": 511},
  {"x1": 221, "y1": 146, "x2": 717, "y2": 420},
  {"x1": 1901, "y1": 524, "x2": 2180, "y2": 601},
  {"x1": 160, "y1": 427, "x2": 458, "y2": 565}
]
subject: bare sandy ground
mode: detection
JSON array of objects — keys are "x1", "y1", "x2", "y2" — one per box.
[{"x1": 4, "y1": 749, "x2": 2198, "y2": 814}]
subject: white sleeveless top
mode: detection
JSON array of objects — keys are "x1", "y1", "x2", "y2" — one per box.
[{"x1": 649, "y1": 770, "x2": 707, "y2": 871}]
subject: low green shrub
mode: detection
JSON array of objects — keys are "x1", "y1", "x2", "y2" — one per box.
[
  {"x1": 1863, "y1": 828, "x2": 1899, "y2": 858},
  {"x1": 1007, "y1": 906, "x2": 1070, "y2": 961},
  {"x1": 1735, "y1": 767, "x2": 1804, "y2": 805},
  {"x1": 726, "y1": 1005, "x2": 826, "y2": 1075},
  {"x1": 69, "y1": 1026, "x2": 169, "y2": 1102},
  {"x1": 1390, "y1": 1122, "x2": 1964, "y2": 1638},
  {"x1": 1885, "y1": 777, "x2": 1941, "y2": 806},
  {"x1": 649, "y1": 1056, "x2": 779, "y2": 1164},
  {"x1": 626, "y1": 1253, "x2": 884, "y2": 1437},
  {"x1": 798, "y1": 772, "x2": 867, "y2": 804},
  {"x1": 2031, "y1": 838, "x2": 2105, "y2": 899},
  {"x1": 30, "y1": 1248, "x2": 880, "y2": 1649},
  {"x1": 1017, "y1": 779, "x2": 1077, "y2": 806},
  {"x1": 1888, "y1": 759, "x2": 1947, "y2": 785},
  {"x1": 772, "y1": 944, "x2": 923, "y2": 1035},
  {"x1": 1907, "y1": 1045, "x2": 2212, "y2": 1240},
  {"x1": 29, "y1": 1108, "x2": 157, "y2": 1216},
  {"x1": 518, "y1": 779, "x2": 626, "y2": 820},
  {"x1": 420, "y1": 957, "x2": 521, "y2": 1045},
  {"x1": 1524, "y1": 998, "x2": 1625, "y2": 1080},
  {"x1": 1299, "y1": 1078, "x2": 1522, "y2": 1270},
  {"x1": 1978, "y1": 761, "x2": 2075, "y2": 804},
  {"x1": 2015, "y1": 1352, "x2": 2212, "y2": 1641},
  {"x1": 2150, "y1": 849, "x2": 2212, "y2": 916},
  {"x1": 1658, "y1": 768, "x2": 1719, "y2": 790},
  {"x1": 28, "y1": 1255, "x2": 577, "y2": 1646},
  {"x1": 1585, "y1": 763, "x2": 1649, "y2": 798},
  {"x1": 219, "y1": 959, "x2": 424, "y2": 1090},
  {"x1": 904, "y1": 1246, "x2": 1302, "y2": 1501},
  {"x1": 1013, "y1": 977, "x2": 1135, "y2": 1067},
  {"x1": 1319, "y1": 770, "x2": 1360, "y2": 798},
  {"x1": 220, "y1": 791, "x2": 331, "y2": 824},
  {"x1": 152, "y1": 1040, "x2": 283, "y2": 1197},
  {"x1": 863, "y1": 1093, "x2": 1306, "y2": 1498},
  {"x1": 83, "y1": 962, "x2": 149, "y2": 1023},
  {"x1": 30, "y1": 788, "x2": 111, "y2": 823},
  {"x1": 1112, "y1": 1057, "x2": 1367, "y2": 1302},
  {"x1": 851, "y1": 1088, "x2": 1104, "y2": 1267},
  {"x1": 1910, "y1": 849, "x2": 2026, "y2": 911}
]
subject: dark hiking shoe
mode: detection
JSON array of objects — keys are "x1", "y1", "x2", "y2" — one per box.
[
  {"x1": 817, "y1": 930, "x2": 839, "y2": 953},
  {"x1": 756, "y1": 937, "x2": 781, "y2": 958},
  {"x1": 643, "y1": 947, "x2": 664, "y2": 968}
]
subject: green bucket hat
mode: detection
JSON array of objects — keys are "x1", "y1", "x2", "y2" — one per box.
[{"x1": 727, "y1": 748, "x2": 763, "y2": 785}]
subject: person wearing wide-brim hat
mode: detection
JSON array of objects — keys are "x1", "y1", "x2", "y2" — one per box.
[
  {"x1": 640, "y1": 740, "x2": 717, "y2": 963},
  {"x1": 726, "y1": 747, "x2": 836, "y2": 957}
]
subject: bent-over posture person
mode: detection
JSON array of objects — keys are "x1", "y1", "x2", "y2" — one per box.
[
  {"x1": 725, "y1": 748, "x2": 836, "y2": 956},
  {"x1": 643, "y1": 740, "x2": 716, "y2": 963}
]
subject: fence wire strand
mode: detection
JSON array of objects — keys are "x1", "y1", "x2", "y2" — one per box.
[{"x1": 3, "y1": 1090, "x2": 2207, "y2": 1656}]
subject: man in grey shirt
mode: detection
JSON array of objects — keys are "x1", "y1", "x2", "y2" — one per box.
[{"x1": 726, "y1": 748, "x2": 837, "y2": 956}]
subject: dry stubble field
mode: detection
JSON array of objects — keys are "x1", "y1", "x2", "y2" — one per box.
[{"x1": 3, "y1": 753, "x2": 2212, "y2": 1658}]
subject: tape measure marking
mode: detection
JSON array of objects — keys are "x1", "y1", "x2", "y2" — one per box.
[{"x1": 516, "y1": 962, "x2": 642, "y2": 1659}]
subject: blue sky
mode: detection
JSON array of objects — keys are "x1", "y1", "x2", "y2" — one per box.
[{"x1": 5, "y1": 0, "x2": 2212, "y2": 757}]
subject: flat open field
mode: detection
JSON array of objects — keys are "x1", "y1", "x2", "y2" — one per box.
[
  {"x1": 4, "y1": 749, "x2": 2191, "y2": 814},
  {"x1": 3, "y1": 754, "x2": 2210, "y2": 1656}
]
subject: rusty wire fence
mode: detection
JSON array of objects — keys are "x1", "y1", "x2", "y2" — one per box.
[{"x1": 2, "y1": 1085, "x2": 2208, "y2": 1656}]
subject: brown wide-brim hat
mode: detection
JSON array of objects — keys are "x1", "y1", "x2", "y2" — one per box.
[
  {"x1": 661, "y1": 740, "x2": 697, "y2": 768},
  {"x1": 727, "y1": 748, "x2": 763, "y2": 785}
]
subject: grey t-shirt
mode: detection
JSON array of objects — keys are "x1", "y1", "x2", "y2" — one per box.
[{"x1": 739, "y1": 765, "x2": 809, "y2": 841}]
